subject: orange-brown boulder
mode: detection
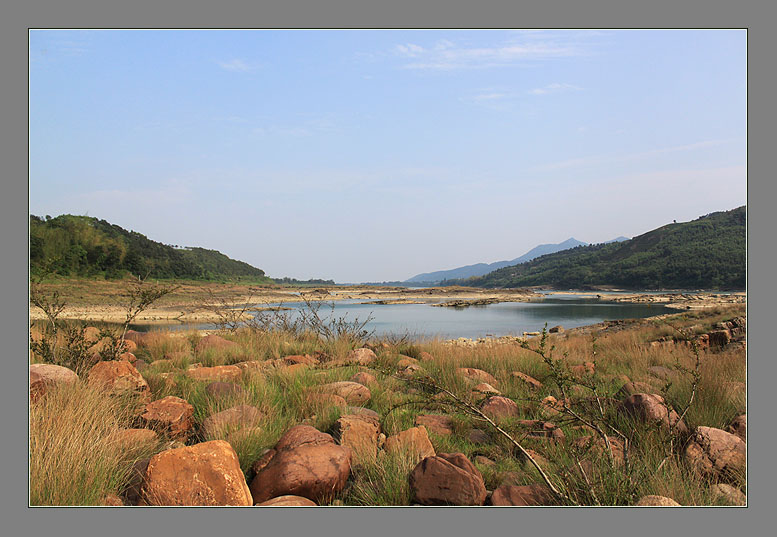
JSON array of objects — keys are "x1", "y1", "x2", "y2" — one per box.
[
  {"x1": 186, "y1": 365, "x2": 242, "y2": 382},
  {"x1": 511, "y1": 371, "x2": 542, "y2": 390},
  {"x1": 396, "y1": 355, "x2": 419, "y2": 369},
  {"x1": 490, "y1": 484, "x2": 556, "y2": 506},
  {"x1": 119, "y1": 352, "x2": 136, "y2": 362},
  {"x1": 202, "y1": 404, "x2": 263, "y2": 439},
  {"x1": 481, "y1": 396, "x2": 520, "y2": 420},
  {"x1": 414, "y1": 414, "x2": 454, "y2": 436},
  {"x1": 383, "y1": 426, "x2": 436, "y2": 462},
  {"x1": 619, "y1": 393, "x2": 688, "y2": 434},
  {"x1": 418, "y1": 351, "x2": 435, "y2": 362},
  {"x1": 684, "y1": 426, "x2": 746, "y2": 481},
  {"x1": 471, "y1": 383, "x2": 500, "y2": 400},
  {"x1": 195, "y1": 334, "x2": 239, "y2": 353},
  {"x1": 345, "y1": 347, "x2": 377, "y2": 365},
  {"x1": 409, "y1": 453, "x2": 487, "y2": 506},
  {"x1": 123, "y1": 330, "x2": 146, "y2": 345},
  {"x1": 121, "y1": 339, "x2": 138, "y2": 353},
  {"x1": 29, "y1": 363, "x2": 78, "y2": 401},
  {"x1": 140, "y1": 396, "x2": 195, "y2": 441},
  {"x1": 283, "y1": 354, "x2": 319, "y2": 366},
  {"x1": 307, "y1": 393, "x2": 348, "y2": 408},
  {"x1": 332, "y1": 414, "x2": 381, "y2": 461},
  {"x1": 249, "y1": 425, "x2": 352, "y2": 504},
  {"x1": 142, "y1": 440, "x2": 252, "y2": 506},
  {"x1": 87, "y1": 360, "x2": 151, "y2": 402},
  {"x1": 457, "y1": 367, "x2": 497, "y2": 386},
  {"x1": 256, "y1": 495, "x2": 317, "y2": 506},
  {"x1": 318, "y1": 381, "x2": 371, "y2": 405},
  {"x1": 350, "y1": 371, "x2": 377, "y2": 386}
]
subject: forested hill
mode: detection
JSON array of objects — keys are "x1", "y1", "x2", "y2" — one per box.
[
  {"x1": 30, "y1": 214, "x2": 270, "y2": 282},
  {"x1": 458, "y1": 206, "x2": 746, "y2": 290}
]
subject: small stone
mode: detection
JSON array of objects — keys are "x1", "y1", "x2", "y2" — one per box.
[
  {"x1": 635, "y1": 495, "x2": 681, "y2": 506},
  {"x1": 414, "y1": 414, "x2": 454, "y2": 436},
  {"x1": 711, "y1": 483, "x2": 746, "y2": 506}
]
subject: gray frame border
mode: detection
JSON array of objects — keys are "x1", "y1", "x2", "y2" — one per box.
[{"x1": 5, "y1": 1, "x2": 772, "y2": 536}]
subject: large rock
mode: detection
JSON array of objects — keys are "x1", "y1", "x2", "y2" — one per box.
[
  {"x1": 345, "y1": 348, "x2": 377, "y2": 365},
  {"x1": 283, "y1": 354, "x2": 319, "y2": 366},
  {"x1": 618, "y1": 393, "x2": 688, "y2": 434},
  {"x1": 414, "y1": 414, "x2": 454, "y2": 436},
  {"x1": 318, "y1": 381, "x2": 371, "y2": 405},
  {"x1": 256, "y1": 495, "x2": 317, "y2": 506},
  {"x1": 490, "y1": 484, "x2": 556, "y2": 506},
  {"x1": 384, "y1": 426, "x2": 436, "y2": 462},
  {"x1": 409, "y1": 453, "x2": 487, "y2": 506},
  {"x1": 202, "y1": 405, "x2": 263, "y2": 439},
  {"x1": 635, "y1": 495, "x2": 681, "y2": 506},
  {"x1": 727, "y1": 414, "x2": 746, "y2": 443},
  {"x1": 457, "y1": 367, "x2": 498, "y2": 386},
  {"x1": 481, "y1": 396, "x2": 520, "y2": 420},
  {"x1": 186, "y1": 365, "x2": 242, "y2": 382},
  {"x1": 249, "y1": 425, "x2": 352, "y2": 504},
  {"x1": 195, "y1": 334, "x2": 239, "y2": 353},
  {"x1": 350, "y1": 371, "x2": 377, "y2": 386},
  {"x1": 141, "y1": 440, "x2": 252, "y2": 506},
  {"x1": 87, "y1": 360, "x2": 151, "y2": 402},
  {"x1": 332, "y1": 414, "x2": 381, "y2": 461},
  {"x1": 29, "y1": 363, "x2": 78, "y2": 401},
  {"x1": 684, "y1": 426, "x2": 746, "y2": 481},
  {"x1": 140, "y1": 396, "x2": 195, "y2": 442}
]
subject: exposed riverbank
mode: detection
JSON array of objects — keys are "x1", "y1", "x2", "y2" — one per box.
[{"x1": 29, "y1": 278, "x2": 746, "y2": 325}]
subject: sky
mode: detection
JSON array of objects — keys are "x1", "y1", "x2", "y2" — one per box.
[{"x1": 29, "y1": 30, "x2": 747, "y2": 283}]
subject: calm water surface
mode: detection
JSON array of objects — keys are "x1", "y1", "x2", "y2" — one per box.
[{"x1": 227, "y1": 297, "x2": 673, "y2": 340}]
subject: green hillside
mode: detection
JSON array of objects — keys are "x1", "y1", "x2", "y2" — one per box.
[
  {"x1": 29, "y1": 214, "x2": 271, "y2": 282},
  {"x1": 458, "y1": 206, "x2": 746, "y2": 290}
]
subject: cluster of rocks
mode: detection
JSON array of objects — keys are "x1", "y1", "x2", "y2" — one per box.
[
  {"x1": 649, "y1": 316, "x2": 746, "y2": 351},
  {"x1": 31, "y1": 329, "x2": 747, "y2": 507}
]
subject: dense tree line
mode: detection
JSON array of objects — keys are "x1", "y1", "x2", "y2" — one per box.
[
  {"x1": 451, "y1": 206, "x2": 745, "y2": 290},
  {"x1": 30, "y1": 214, "x2": 270, "y2": 282}
]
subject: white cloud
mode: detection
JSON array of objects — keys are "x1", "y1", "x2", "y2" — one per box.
[
  {"x1": 529, "y1": 83, "x2": 583, "y2": 95},
  {"x1": 217, "y1": 59, "x2": 256, "y2": 72},
  {"x1": 394, "y1": 39, "x2": 582, "y2": 71}
]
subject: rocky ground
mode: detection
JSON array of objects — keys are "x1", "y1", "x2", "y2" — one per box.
[{"x1": 30, "y1": 304, "x2": 747, "y2": 507}]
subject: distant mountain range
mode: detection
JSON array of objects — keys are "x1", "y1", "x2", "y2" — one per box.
[
  {"x1": 404, "y1": 237, "x2": 629, "y2": 283},
  {"x1": 460, "y1": 207, "x2": 745, "y2": 290}
]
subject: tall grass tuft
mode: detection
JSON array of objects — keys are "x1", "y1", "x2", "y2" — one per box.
[{"x1": 29, "y1": 382, "x2": 158, "y2": 506}]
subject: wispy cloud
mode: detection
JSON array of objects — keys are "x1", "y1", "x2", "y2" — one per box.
[
  {"x1": 531, "y1": 139, "x2": 737, "y2": 172},
  {"x1": 217, "y1": 58, "x2": 257, "y2": 72},
  {"x1": 393, "y1": 37, "x2": 583, "y2": 71},
  {"x1": 528, "y1": 82, "x2": 583, "y2": 95}
]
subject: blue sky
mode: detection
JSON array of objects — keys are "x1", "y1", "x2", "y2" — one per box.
[{"x1": 29, "y1": 30, "x2": 746, "y2": 282}]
